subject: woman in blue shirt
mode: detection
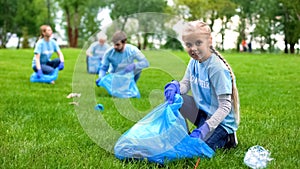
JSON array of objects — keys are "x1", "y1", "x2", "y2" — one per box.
[
  {"x1": 164, "y1": 21, "x2": 240, "y2": 151},
  {"x1": 32, "y1": 25, "x2": 65, "y2": 83}
]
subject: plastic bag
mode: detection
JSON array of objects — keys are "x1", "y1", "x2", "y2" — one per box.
[
  {"x1": 244, "y1": 145, "x2": 273, "y2": 169},
  {"x1": 114, "y1": 94, "x2": 214, "y2": 164},
  {"x1": 30, "y1": 68, "x2": 59, "y2": 83},
  {"x1": 87, "y1": 56, "x2": 101, "y2": 74},
  {"x1": 97, "y1": 72, "x2": 140, "y2": 98}
]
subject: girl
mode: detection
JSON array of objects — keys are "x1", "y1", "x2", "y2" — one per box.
[
  {"x1": 32, "y1": 25, "x2": 65, "y2": 83},
  {"x1": 164, "y1": 21, "x2": 240, "y2": 151}
]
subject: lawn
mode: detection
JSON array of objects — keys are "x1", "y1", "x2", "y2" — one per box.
[{"x1": 0, "y1": 48, "x2": 299, "y2": 168}]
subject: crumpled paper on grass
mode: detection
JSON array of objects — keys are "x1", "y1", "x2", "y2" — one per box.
[{"x1": 244, "y1": 145, "x2": 273, "y2": 169}]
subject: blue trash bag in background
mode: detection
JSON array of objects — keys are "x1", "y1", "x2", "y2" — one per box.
[
  {"x1": 97, "y1": 72, "x2": 140, "y2": 98},
  {"x1": 87, "y1": 56, "x2": 101, "y2": 74},
  {"x1": 30, "y1": 68, "x2": 59, "y2": 83},
  {"x1": 114, "y1": 94, "x2": 215, "y2": 164}
]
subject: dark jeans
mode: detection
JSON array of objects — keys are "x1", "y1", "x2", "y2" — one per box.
[
  {"x1": 33, "y1": 58, "x2": 60, "y2": 74},
  {"x1": 134, "y1": 71, "x2": 141, "y2": 82},
  {"x1": 205, "y1": 125, "x2": 228, "y2": 151},
  {"x1": 180, "y1": 95, "x2": 229, "y2": 151}
]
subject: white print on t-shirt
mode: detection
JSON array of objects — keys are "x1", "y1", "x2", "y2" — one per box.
[
  {"x1": 190, "y1": 75, "x2": 209, "y2": 89},
  {"x1": 43, "y1": 50, "x2": 53, "y2": 55}
]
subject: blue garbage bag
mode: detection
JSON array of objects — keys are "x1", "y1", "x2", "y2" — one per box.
[
  {"x1": 97, "y1": 72, "x2": 140, "y2": 98},
  {"x1": 114, "y1": 94, "x2": 215, "y2": 164},
  {"x1": 30, "y1": 68, "x2": 59, "y2": 83},
  {"x1": 87, "y1": 56, "x2": 101, "y2": 74}
]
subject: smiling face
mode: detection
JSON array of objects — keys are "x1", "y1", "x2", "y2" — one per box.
[{"x1": 182, "y1": 21, "x2": 212, "y2": 62}]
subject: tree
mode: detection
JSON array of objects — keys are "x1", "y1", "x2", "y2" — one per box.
[
  {"x1": 0, "y1": 0, "x2": 18, "y2": 48},
  {"x1": 234, "y1": 0, "x2": 299, "y2": 54},
  {"x1": 0, "y1": 0, "x2": 52, "y2": 48},
  {"x1": 278, "y1": 0, "x2": 300, "y2": 53},
  {"x1": 77, "y1": 0, "x2": 105, "y2": 47},
  {"x1": 174, "y1": 0, "x2": 209, "y2": 21},
  {"x1": 209, "y1": 0, "x2": 236, "y2": 51},
  {"x1": 105, "y1": 0, "x2": 168, "y2": 49},
  {"x1": 249, "y1": 0, "x2": 282, "y2": 53},
  {"x1": 14, "y1": 0, "x2": 53, "y2": 48},
  {"x1": 56, "y1": 0, "x2": 105, "y2": 48},
  {"x1": 174, "y1": 0, "x2": 237, "y2": 51}
]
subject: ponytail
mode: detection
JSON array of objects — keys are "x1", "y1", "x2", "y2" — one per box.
[{"x1": 210, "y1": 46, "x2": 240, "y2": 125}]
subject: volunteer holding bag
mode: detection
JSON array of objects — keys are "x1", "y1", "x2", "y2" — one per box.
[
  {"x1": 32, "y1": 25, "x2": 64, "y2": 84},
  {"x1": 95, "y1": 31, "x2": 149, "y2": 85},
  {"x1": 164, "y1": 21, "x2": 240, "y2": 151}
]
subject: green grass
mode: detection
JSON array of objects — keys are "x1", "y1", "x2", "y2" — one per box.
[{"x1": 0, "y1": 49, "x2": 299, "y2": 168}]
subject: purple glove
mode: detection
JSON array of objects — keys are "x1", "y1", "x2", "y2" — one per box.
[
  {"x1": 164, "y1": 81, "x2": 180, "y2": 104},
  {"x1": 37, "y1": 69, "x2": 43, "y2": 79},
  {"x1": 190, "y1": 122, "x2": 210, "y2": 140},
  {"x1": 58, "y1": 62, "x2": 64, "y2": 70},
  {"x1": 124, "y1": 63, "x2": 135, "y2": 73}
]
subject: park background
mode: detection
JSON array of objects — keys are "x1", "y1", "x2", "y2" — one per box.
[
  {"x1": 1, "y1": 0, "x2": 300, "y2": 168},
  {"x1": 1, "y1": 0, "x2": 300, "y2": 53}
]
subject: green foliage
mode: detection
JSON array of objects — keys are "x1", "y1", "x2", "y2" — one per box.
[
  {"x1": 107, "y1": 0, "x2": 167, "y2": 20},
  {"x1": 174, "y1": 0, "x2": 208, "y2": 20},
  {"x1": 1, "y1": 49, "x2": 300, "y2": 168},
  {"x1": 0, "y1": 0, "x2": 18, "y2": 48},
  {"x1": 105, "y1": 0, "x2": 168, "y2": 49},
  {"x1": 55, "y1": 0, "x2": 106, "y2": 47},
  {"x1": 0, "y1": 0, "x2": 56, "y2": 48},
  {"x1": 21, "y1": 27, "x2": 30, "y2": 48},
  {"x1": 162, "y1": 37, "x2": 184, "y2": 51}
]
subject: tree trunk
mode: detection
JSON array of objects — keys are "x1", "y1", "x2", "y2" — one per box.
[
  {"x1": 73, "y1": 4, "x2": 79, "y2": 48},
  {"x1": 17, "y1": 37, "x2": 21, "y2": 49},
  {"x1": 65, "y1": 6, "x2": 78, "y2": 48},
  {"x1": 65, "y1": 7, "x2": 72, "y2": 47},
  {"x1": 290, "y1": 43, "x2": 295, "y2": 54},
  {"x1": 284, "y1": 39, "x2": 288, "y2": 54},
  {"x1": 143, "y1": 33, "x2": 148, "y2": 50},
  {"x1": 137, "y1": 34, "x2": 141, "y2": 50}
]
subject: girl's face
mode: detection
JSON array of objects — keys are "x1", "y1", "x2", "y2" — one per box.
[{"x1": 182, "y1": 31, "x2": 212, "y2": 62}]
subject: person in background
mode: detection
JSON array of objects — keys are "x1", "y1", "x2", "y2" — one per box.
[
  {"x1": 164, "y1": 21, "x2": 240, "y2": 151},
  {"x1": 95, "y1": 31, "x2": 149, "y2": 85},
  {"x1": 86, "y1": 32, "x2": 110, "y2": 73},
  {"x1": 242, "y1": 39, "x2": 247, "y2": 52},
  {"x1": 32, "y1": 25, "x2": 64, "y2": 84}
]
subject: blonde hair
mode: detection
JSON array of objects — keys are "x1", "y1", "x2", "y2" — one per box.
[
  {"x1": 39, "y1": 25, "x2": 50, "y2": 39},
  {"x1": 210, "y1": 47, "x2": 240, "y2": 125},
  {"x1": 183, "y1": 21, "x2": 240, "y2": 125},
  {"x1": 182, "y1": 21, "x2": 211, "y2": 38}
]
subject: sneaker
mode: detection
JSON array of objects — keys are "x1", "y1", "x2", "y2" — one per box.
[{"x1": 224, "y1": 132, "x2": 238, "y2": 149}]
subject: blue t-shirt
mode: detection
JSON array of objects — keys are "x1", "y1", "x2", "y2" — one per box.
[
  {"x1": 88, "y1": 42, "x2": 109, "y2": 59},
  {"x1": 184, "y1": 53, "x2": 237, "y2": 133},
  {"x1": 32, "y1": 38, "x2": 60, "y2": 68},
  {"x1": 101, "y1": 44, "x2": 149, "y2": 75}
]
